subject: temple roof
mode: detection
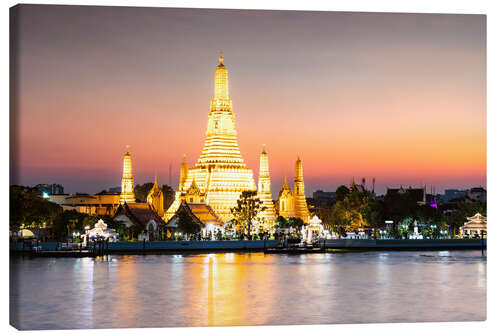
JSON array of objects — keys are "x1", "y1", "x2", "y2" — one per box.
[
  {"x1": 278, "y1": 177, "x2": 292, "y2": 197},
  {"x1": 114, "y1": 202, "x2": 165, "y2": 228},
  {"x1": 467, "y1": 213, "x2": 487, "y2": 223},
  {"x1": 148, "y1": 174, "x2": 163, "y2": 198},
  {"x1": 167, "y1": 202, "x2": 223, "y2": 228},
  {"x1": 461, "y1": 213, "x2": 487, "y2": 231}
]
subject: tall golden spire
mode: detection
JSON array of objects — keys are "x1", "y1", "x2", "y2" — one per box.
[
  {"x1": 199, "y1": 52, "x2": 244, "y2": 166},
  {"x1": 293, "y1": 156, "x2": 309, "y2": 223},
  {"x1": 120, "y1": 146, "x2": 136, "y2": 204},
  {"x1": 212, "y1": 51, "x2": 230, "y2": 103},
  {"x1": 179, "y1": 155, "x2": 188, "y2": 190},
  {"x1": 259, "y1": 145, "x2": 270, "y2": 182},
  {"x1": 283, "y1": 176, "x2": 290, "y2": 191},
  {"x1": 257, "y1": 145, "x2": 276, "y2": 227},
  {"x1": 166, "y1": 53, "x2": 256, "y2": 223},
  {"x1": 295, "y1": 156, "x2": 304, "y2": 183}
]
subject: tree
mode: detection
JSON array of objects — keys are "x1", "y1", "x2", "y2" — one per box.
[
  {"x1": 52, "y1": 210, "x2": 99, "y2": 240},
  {"x1": 363, "y1": 198, "x2": 384, "y2": 228},
  {"x1": 176, "y1": 210, "x2": 201, "y2": 238},
  {"x1": 10, "y1": 185, "x2": 62, "y2": 235},
  {"x1": 230, "y1": 190, "x2": 266, "y2": 239},
  {"x1": 444, "y1": 197, "x2": 486, "y2": 237},
  {"x1": 335, "y1": 185, "x2": 349, "y2": 203},
  {"x1": 134, "y1": 183, "x2": 154, "y2": 202},
  {"x1": 382, "y1": 191, "x2": 419, "y2": 229},
  {"x1": 274, "y1": 216, "x2": 288, "y2": 229},
  {"x1": 322, "y1": 184, "x2": 383, "y2": 234},
  {"x1": 274, "y1": 216, "x2": 304, "y2": 237},
  {"x1": 162, "y1": 185, "x2": 176, "y2": 210},
  {"x1": 288, "y1": 217, "x2": 304, "y2": 230}
]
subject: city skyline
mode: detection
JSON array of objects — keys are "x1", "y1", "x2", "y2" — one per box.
[{"x1": 11, "y1": 5, "x2": 486, "y2": 197}]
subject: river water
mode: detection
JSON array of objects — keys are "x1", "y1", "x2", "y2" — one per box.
[{"x1": 10, "y1": 251, "x2": 486, "y2": 330}]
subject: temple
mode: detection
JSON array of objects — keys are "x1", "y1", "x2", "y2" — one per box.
[
  {"x1": 277, "y1": 157, "x2": 311, "y2": 222},
  {"x1": 147, "y1": 173, "x2": 164, "y2": 217},
  {"x1": 256, "y1": 145, "x2": 277, "y2": 229},
  {"x1": 277, "y1": 177, "x2": 295, "y2": 218},
  {"x1": 165, "y1": 53, "x2": 256, "y2": 222},
  {"x1": 120, "y1": 146, "x2": 136, "y2": 204}
]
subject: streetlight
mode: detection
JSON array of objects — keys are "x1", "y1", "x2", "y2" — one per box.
[{"x1": 440, "y1": 230, "x2": 447, "y2": 239}]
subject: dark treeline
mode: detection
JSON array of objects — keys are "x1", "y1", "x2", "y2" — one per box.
[
  {"x1": 315, "y1": 184, "x2": 486, "y2": 238},
  {"x1": 10, "y1": 185, "x2": 175, "y2": 241}
]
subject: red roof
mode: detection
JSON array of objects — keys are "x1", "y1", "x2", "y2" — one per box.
[{"x1": 115, "y1": 202, "x2": 166, "y2": 228}]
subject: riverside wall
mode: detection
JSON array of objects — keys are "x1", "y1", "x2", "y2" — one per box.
[
  {"x1": 10, "y1": 238, "x2": 486, "y2": 254},
  {"x1": 324, "y1": 238, "x2": 486, "y2": 250},
  {"x1": 10, "y1": 240, "x2": 279, "y2": 253}
]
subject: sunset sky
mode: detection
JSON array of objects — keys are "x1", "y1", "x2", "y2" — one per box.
[{"x1": 11, "y1": 5, "x2": 486, "y2": 196}]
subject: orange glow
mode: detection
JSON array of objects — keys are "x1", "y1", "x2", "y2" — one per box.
[{"x1": 12, "y1": 9, "x2": 485, "y2": 195}]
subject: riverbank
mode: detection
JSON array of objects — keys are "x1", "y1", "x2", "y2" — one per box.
[
  {"x1": 10, "y1": 240, "x2": 278, "y2": 256},
  {"x1": 10, "y1": 238, "x2": 486, "y2": 256},
  {"x1": 325, "y1": 238, "x2": 487, "y2": 251}
]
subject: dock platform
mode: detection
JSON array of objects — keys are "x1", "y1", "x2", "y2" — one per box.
[{"x1": 264, "y1": 246, "x2": 326, "y2": 254}]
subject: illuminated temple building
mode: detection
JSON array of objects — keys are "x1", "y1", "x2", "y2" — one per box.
[
  {"x1": 277, "y1": 157, "x2": 311, "y2": 223},
  {"x1": 115, "y1": 149, "x2": 166, "y2": 240},
  {"x1": 165, "y1": 53, "x2": 311, "y2": 228},
  {"x1": 120, "y1": 146, "x2": 136, "y2": 204},
  {"x1": 147, "y1": 173, "x2": 164, "y2": 217},
  {"x1": 256, "y1": 145, "x2": 277, "y2": 228},
  {"x1": 166, "y1": 53, "x2": 257, "y2": 222}
]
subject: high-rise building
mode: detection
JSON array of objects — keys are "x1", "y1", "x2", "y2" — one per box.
[
  {"x1": 256, "y1": 145, "x2": 277, "y2": 228},
  {"x1": 166, "y1": 53, "x2": 256, "y2": 222},
  {"x1": 35, "y1": 183, "x2": 65, "y2": 195},
  {"x1": 120, "y1": 146, "x2": 136, "y2": 204}
]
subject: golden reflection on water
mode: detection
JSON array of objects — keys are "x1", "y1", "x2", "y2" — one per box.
[
  {"x1": 10, "y1": 251, "x2": 487, "y2": 330},
  {"x1": 207, "y1": 255, "x2": 215, "y2": 325},
  {"x1": 175, "y1": 253, "x2": 280, "y2": 326},
  {"x1": 113, "y1": 255, "x2": 140, "y2": 327}
]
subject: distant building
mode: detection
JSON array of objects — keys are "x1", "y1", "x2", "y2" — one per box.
[
  {"x1": 347, "y1": 178, "x2": 377, "y2": 195},
  {"x1": 386, "y1": 186, "x2": 428, "y2": 206},
  {"x1": 47, "y1": 194, "x2": 70, "y2": 205},
  {"x1": 443, "y1": 189, "x2": 467, "y2": 202},
  {"x1": 467, "y1": 187, "x2": 486, "y2": 203},
  {"x1": 49, "y1": 192, "x2": 121, "y2": 216},
  {"x1": 312, "y1": 190, "x2": 336, "y2": 207},
  {"x1": 35, "y1": 184, "x2": 64, "y2": 195},
  {"x1": 108, "y1": 186, "x2": 121, "y2": 193}
]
